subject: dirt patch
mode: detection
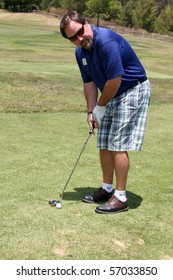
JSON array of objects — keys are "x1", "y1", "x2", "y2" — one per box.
[
  {"x1": 161, "y1": 255, "x2": 173, "y2": 260},
  {"x1": 113, "y1": 240, "x2": 129, "y2": 250},
  {"x1": 137, "y1": 238, "x2": 145, "y2": 245},
  {"x1": 52, "y1": 246, "x2": 68, "y2": 257}
]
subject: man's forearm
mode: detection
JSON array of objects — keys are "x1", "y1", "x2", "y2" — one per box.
[
  {"x1": 97, "y1": 76, "x2": 122, "y2": 106},
  {"x1": 84, "y1": 82, "x2": 98, "y2": 112}
]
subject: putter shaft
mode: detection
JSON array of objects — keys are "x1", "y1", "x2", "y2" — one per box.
[{"x1": 60, "y1": 129, "x2": 93, "y2": 199}]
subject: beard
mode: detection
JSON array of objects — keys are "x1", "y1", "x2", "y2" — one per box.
[{"x1": 80, "y1": 36, "x2": 93, "y2": 50}]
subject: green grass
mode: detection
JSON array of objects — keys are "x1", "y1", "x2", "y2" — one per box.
[
  {"x1": 0, "y1": 107, "x2": 173, "y2": 260},
  {"x1": 0, "y1": 13, "x2": 173, "y2": 113},
  {"x1": 0, "y1": 12, "x2": 173, "y2": 260},
  {"x1": 0, "y1": 13, "x2": 85, "y2": 113}
]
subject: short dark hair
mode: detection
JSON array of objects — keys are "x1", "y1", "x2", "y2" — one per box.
[{"x1": 60, "y1": 10, "x2": 86, "y2": 39}]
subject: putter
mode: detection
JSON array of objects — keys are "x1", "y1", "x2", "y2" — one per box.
[{"x1": 60, "y1": 127, "x2": 94, "y2": 200}]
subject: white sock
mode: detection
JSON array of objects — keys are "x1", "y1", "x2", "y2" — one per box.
[
  {"x1": 102, "y1": 183, "x2": 113, "y2": 193},
  {"x1": 114, "y1": 190, "x2": 127, "y2": 202}
]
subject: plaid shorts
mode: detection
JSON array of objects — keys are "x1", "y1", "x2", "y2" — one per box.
[{"x1": 97, "y1": 79, "x2": 151, "y2": 151}]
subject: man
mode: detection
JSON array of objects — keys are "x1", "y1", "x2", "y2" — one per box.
[{"x1": 60, "y1": 11, "x2": 151, "y2": 214}]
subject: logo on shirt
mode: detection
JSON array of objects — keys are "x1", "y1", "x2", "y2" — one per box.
[{"x1": 82, "y1": 58, "x2": 87, "y2": 66}]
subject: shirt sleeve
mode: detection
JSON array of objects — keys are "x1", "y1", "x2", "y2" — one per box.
[
  {"x1": 75, "y1": 51, "x2": 92, "y2": 83},
  {"x1": 98, "y1": 41, "x2": 125, "y2": 80}
]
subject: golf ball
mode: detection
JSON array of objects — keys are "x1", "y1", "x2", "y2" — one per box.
[{"x1": 56, "y1": 202, "x2": 62, "y2": 209}]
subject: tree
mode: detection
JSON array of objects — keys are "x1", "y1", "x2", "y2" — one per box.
[
  {"x1": 122, "y1": 0, "x2": 158, "y2": 31},
  {"x1": 60, "y1": 0, "x2": 86, "y2": 13},
  {"x1": 0, "y1": 0, "x2": 4, "y2": 8},
  {"x1": 106, "y1": 0, "x2": 122, "y2": 22},
  {"x1": 40, "y1": 0, "x2": 55, "y2": 10},
  {"x1": 3, "y1": 0, "x2": 42, "y2": 11},
  {"x1": 156, "y1": 0, "x2": 173, "y2": 11},
  {"x1": 86, "y1": 0, "x2": 108, "y2": 25},
  {"x1": 154, "y1": 3, "x2": 173, "y2": 32},
  {"x1": 133, "y1": 0, "x2": 158, "y2": 31},
  {"x1": 2, "y1": 0, "x2": 173, "y2": 34}
]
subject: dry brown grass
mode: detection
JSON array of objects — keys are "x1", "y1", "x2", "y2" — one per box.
[{"x1": 0, "y1": 11, "x2": 60, "y2": 28}]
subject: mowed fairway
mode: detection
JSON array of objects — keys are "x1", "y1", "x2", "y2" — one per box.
[{"x1": 0, "y1": 11, "x2": 173, "y2": 260}]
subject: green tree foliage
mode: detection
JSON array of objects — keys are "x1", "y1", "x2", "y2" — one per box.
[
  {"x1": 156, "y1": 0, "x2": 173, "y2": 11},
  {"x1": 3, "y1": 0, "x2": 42, "y2": 11},
  {"x1": 122, "y1": 0, "x2": 157, "y2": 30},
  {"x1": 41, "y1": 0, "x2": 48, "y2": 10},
  {"x1": 106, "y1": 0, "x2": 122, "y2": 22},
  {"x1": 0, "y1": 0, "x2": 4, "y2": 8},
  {"x1": 60, "y1": 0, "x2": 86, "y2": 13},
  {"x1": 154, "y1": 3, "x2": 173, "y2": 33},
  {"x1": 128, "y1": 0, "x2": 158, "y2": 31},
  {"x1": 85, "y1": 0, "x2": 108, "y2": 25},
  {"x1": 1, "y1": 0, "x2": 173, "y2": 34},
  {"x1": 85, "y1": 0, "x2": 108, "y2": 16},
  {"x1": 40, "y1": 0, "x2": 58, "y2": 10},
  {"x1": 50, "y1": 0, "x2": 61, "y2": 8}
]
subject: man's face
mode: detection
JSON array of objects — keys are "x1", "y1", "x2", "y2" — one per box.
[{"x1": 65, "y1": 20, "x2": 94, "y2": 50}]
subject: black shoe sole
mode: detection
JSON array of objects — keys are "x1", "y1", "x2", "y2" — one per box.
[
  {"x1": 82, "y1": 190, "x2": 115, "y2": 204},
  {"x1": 82, "y1": 198, "x2": 110, "y2": 204},
  {"x1": 95, "y1": 206, "x2": 129, "y2": 214},
  {"x1": 82, "y1": 198, "x2": 96, "y2": 203}
]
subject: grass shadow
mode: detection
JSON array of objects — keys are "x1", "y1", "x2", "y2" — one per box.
[
  {"x1": 126, "y1": 190, "x2": 143, "y2": 209},
  {"x1": 61, "y1": 187, "x2": 143, "y2": 209}
]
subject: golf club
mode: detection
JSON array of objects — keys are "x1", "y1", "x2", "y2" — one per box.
[{"x1": 60, "y1": 127, "x2": 94, "y2": 200}]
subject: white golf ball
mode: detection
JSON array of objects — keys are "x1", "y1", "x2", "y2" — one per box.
[{"x1": 56, "y1": 202, "x2": 62, "y2": 209}]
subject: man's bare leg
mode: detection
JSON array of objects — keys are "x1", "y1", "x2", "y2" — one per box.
[
  {"x1": 99, "y1": 150, "x2": 129, "y2": 190},
  {"x1": 112, "y1": 151, "x2": 129, "y2": 190},
  {"x1": 99, "y1": 149, "x2": 114, "y2": 184}
]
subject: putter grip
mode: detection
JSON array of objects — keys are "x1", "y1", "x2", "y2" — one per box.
[{"x1": 89, "y1": 123, "x2": 95, "y2": 134}]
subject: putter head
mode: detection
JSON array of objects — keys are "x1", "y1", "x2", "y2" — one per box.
[{"x1": 49, "y1": 200, "x2": 60, "y2": 207}]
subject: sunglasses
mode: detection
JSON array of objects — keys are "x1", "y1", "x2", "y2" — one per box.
[{"x1": 68, "y1": 24, "x2": 85, "y2": 42}]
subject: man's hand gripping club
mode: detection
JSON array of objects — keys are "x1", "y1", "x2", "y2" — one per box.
[{"x1": 88, "y1": 105, "x2": 106, "y2": 129}]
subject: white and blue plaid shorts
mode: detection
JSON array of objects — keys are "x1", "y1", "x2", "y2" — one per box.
[{"x1": 97, "y1": 79, "x2": 151, "y2": 151}]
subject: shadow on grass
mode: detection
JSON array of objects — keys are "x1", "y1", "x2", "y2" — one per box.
[{"x1": 62, "y1": 187, "x2": 143, "y2": 209}]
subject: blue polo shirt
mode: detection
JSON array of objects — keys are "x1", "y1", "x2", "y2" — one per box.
[{"x1": 75, "y1": 26, "x2": 146, "y2": 97}]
